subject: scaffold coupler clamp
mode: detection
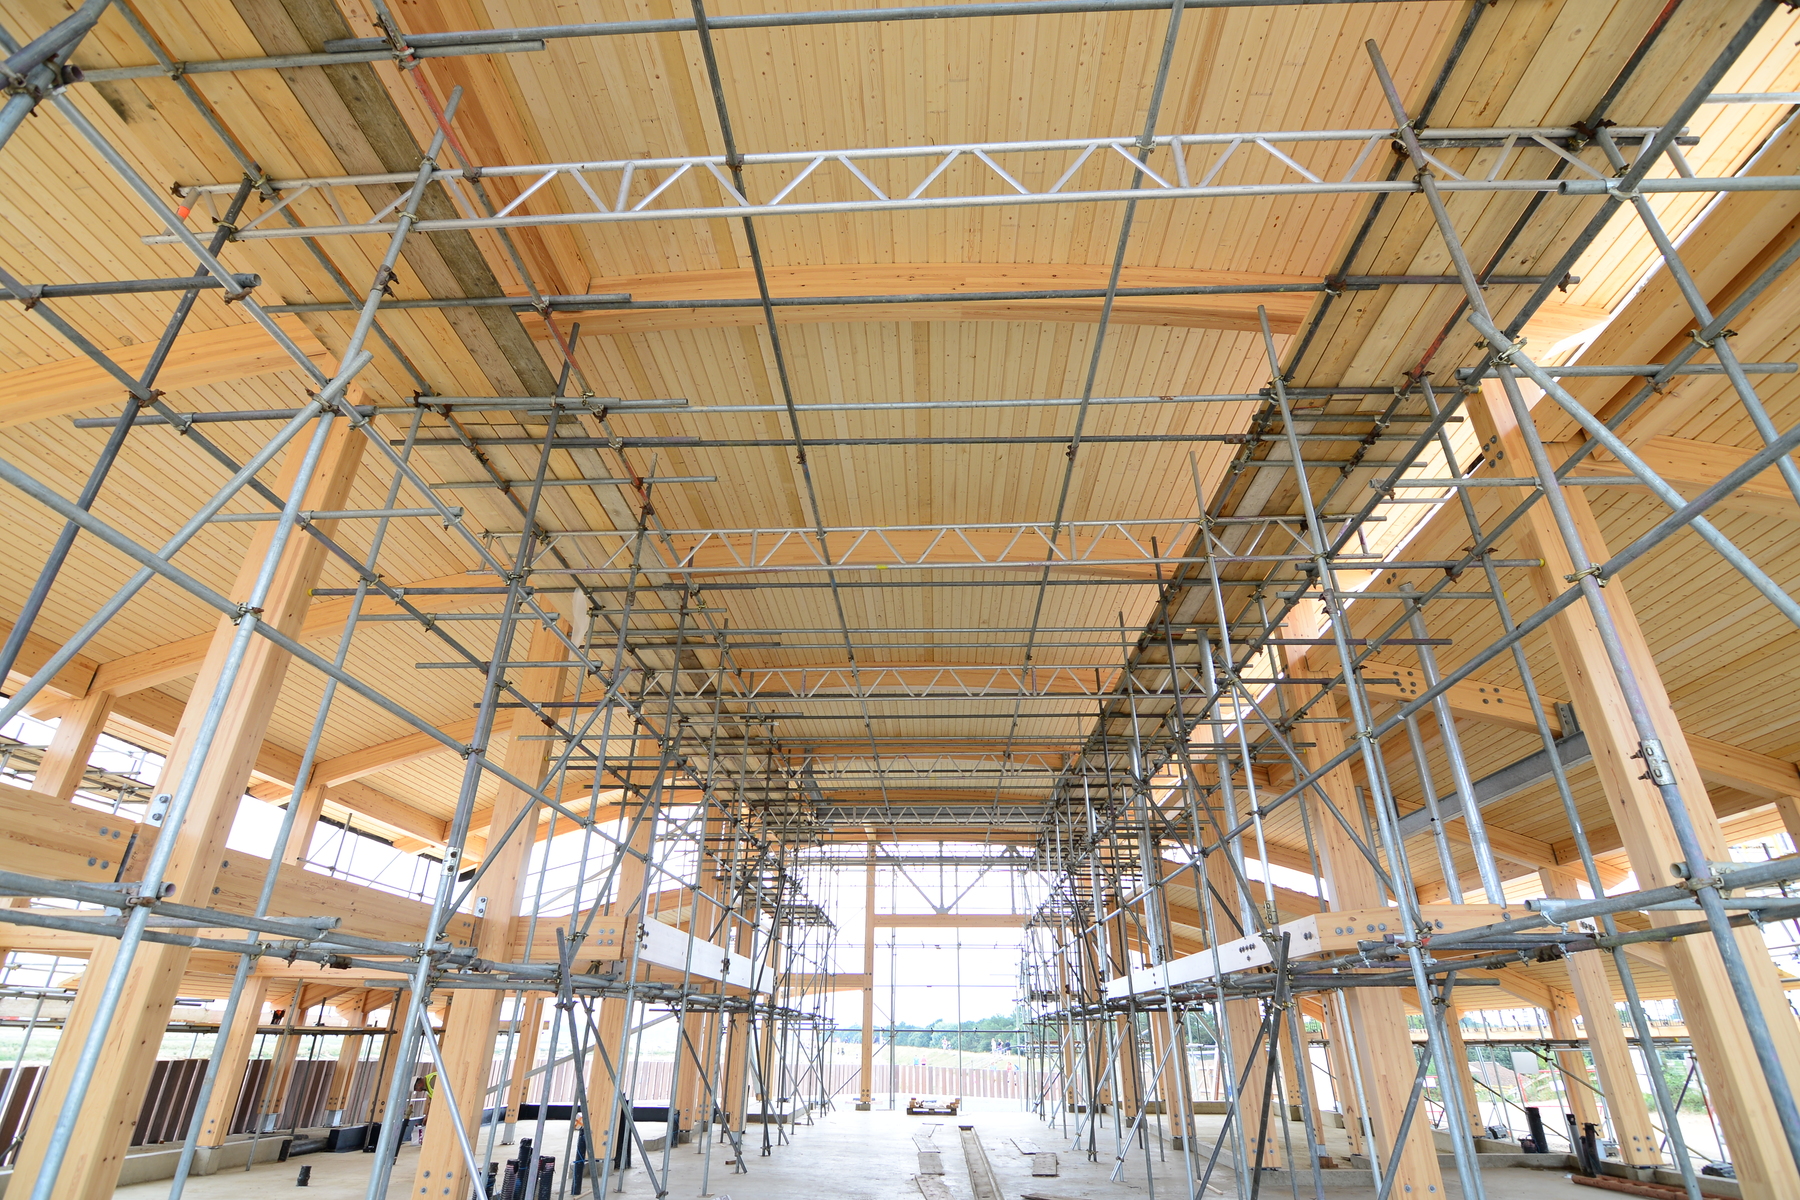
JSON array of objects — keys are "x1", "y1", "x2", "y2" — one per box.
[
  {"x1": 4, "y1": 58, "x2": 81, "y2": 97},
  {"x1": 1563, "y1": 563, "x2": 1607, "y2": 587},
  {"x1": 1670, "y1": 860, "x2": 1740, "y2": 888},
  {"x1": 1567, "y1": 118, "x2": 1612, "y2": 153},
  {"x1": 1484, "y1": 335, "x2": 1526, "y2": 366},
  {"x1": 1688, "y1": 326, "x2": 1737, "y2": 349},
  {"x1": 1676, "y1": 867, "x2": 1725, "y2": 893},
  {"x1": 377, "y1": 15, "x2": 418, "y2": 70},
  {"x1": 217, "y1": 248, "x2": 247, "y2": 296},
  {"x1": 318, "y1": 391, "x2": 356, "y2": 421},
  {"x1": 123, "y1": 880, "x2": 176, "y2": 907}
]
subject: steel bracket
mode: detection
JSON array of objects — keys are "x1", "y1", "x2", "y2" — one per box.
[{"x1": 1635, "y1": 737, "x2": 1676, "y2": 786}]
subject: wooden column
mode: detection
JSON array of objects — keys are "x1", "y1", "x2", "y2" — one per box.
[
  {"x1": 1057, "y1": 929, "x2": 1079, "y2": 1109},
  {"x1": 1294, "y1": 999, "x2": 1338, "y2": 1155},
  {"x1": 1104, "y1": 904, "x2": 1143, "y2": 1119},
  {"x1": 196, "y1": 977, "x2": 270, "y2": 1148},
  {"x1": 1474, "y1": 382, "x2": 1800, "y2": 1197},
  {"x1": 284, "y1": 776, "x2": 331, "y2": 866},
  {"x1": 1545, "y1": 992, "x2": 1603, "y2": 1134},
  {"x1": 259, "y1": 1031, "x2": 303, "y2": 1128},
  {"x1": 1148, "y1": 1008, "x2": 1195, "y2": 1146},
  {"x1": 1223, "y1": 977, "x2": 1270, "y2": 1160},
  {"x1": 1439, "y1": 1007, "x2": 1484, "y2": 1135},
  {"x1": 1539, "y1": 867, "x2": 1657, "y2": 1164},
  {"x1": 366, "y1": 994, "x2": 407, "y2": 1126},
  {"x1": 753, "y1": 928, "x2": 784, "y2": 1120},
  {"x1": 1320, "y1": 996, "x2": 1365, "y2": 1156},
  {"x1": 677, "y1": 822, "x2": 731, "y2": 1138},
  {"x1": 722, "y1": 1010, "x2": 751, "y2": 1135},
  {"x1": 10, "y1": 420, "x2": 363, "y2": 1200},
  {"x1": 1074, "y1": 920, "x2": 1111, "y2": 1109},
  {"x1": 1775, "y1": 794, "x2": 1800, "y2": 850},
  {"x1": 748, "y1": 869, "x2": 789, "y2": 1126},
  {"x1": 1276, "y1": 1013, "x2": 1324, "y2": 1146},
  {"x1": 258, "y1": 983, "x2": 312, "y2": 1130},
  {"x1": 324, "y1": 994, "x2": 369, "y2": 1122},
  {"x1": 1275, "y1": 1031, "x2": 1303, "y2": 1133},
  {"x1": 670, "y1": 879, "x2": 721, "y2": 1139},
  {"x1": 586, "y1": 808, "x2": 654, "y2": 1121},
  {"x1": 858, "y1": 842, "x2": 876, "y2": 1109},
  {"x1": 33, "y1": 690, "x2": 111, "y2": 802},
  {"x1": 412, "y1": 622, "x2": 568, "y2": 1200},
  {"x1": 1280, "y1": 624, "x2": 1444, "y2": 1197},
  {"x1": 502, "y1": 994, "x2": 544, "y2": 1139},
  {"x1": 1205, "y1": 849, "x2": 1275, "y2": 1163},
  {"x1": 720, "y1": 819, "x2": 765, "y2": 1136},
  {"x1": 671, "y1": 1008, "x2": 711, "y2": 1139}
]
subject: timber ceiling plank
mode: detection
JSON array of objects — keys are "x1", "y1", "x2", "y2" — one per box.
[{"x1": 229, "y1": 0, "x2": 558, "y2": 397}]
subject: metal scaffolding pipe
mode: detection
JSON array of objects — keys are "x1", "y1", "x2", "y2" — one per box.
[{"x1": 1, "y1": 273, "x2": 260, "y2": 300}]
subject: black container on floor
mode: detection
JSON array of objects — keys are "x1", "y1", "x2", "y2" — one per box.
[
  {"x1": 1521, "y1": 1106, "x2": 1548, "y2": 1154},
  {"x1": 571, "y1": 1129, "x2": 590, "y2": 1196},
  {"x1": 611, "y1": 1106, "x2": 633, "y2": 1170},
  {"x1": 1580, "y1": 1121, "x2": 1602, "y2": 1175},
  {"x1": 1565, "y1": 1112, "x2": 1599, "y2": 1175}
]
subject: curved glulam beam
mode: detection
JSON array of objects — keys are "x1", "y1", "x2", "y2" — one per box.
[{"x1": 536, "y1": 263, "x2": 1315, "y2": 334}]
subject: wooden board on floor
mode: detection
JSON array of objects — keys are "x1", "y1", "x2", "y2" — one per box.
[
  {"x1": 960, "y1": 1127, "x2": 1002, "y2": 1200},
  {"x1": 916, "y1": 1176, "x2": 953, "y2": 1200}
]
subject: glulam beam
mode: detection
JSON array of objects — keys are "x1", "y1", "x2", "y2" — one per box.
[
  {"x1": 0, "y1": 319, "x2": 327, "y2": 430},
  {"x1": 10, "y1": 421, "x2": 365, "y2": 1199},
  {"x1": 1471, "y1": 380, "x2": 1800, "y2": 1198}
]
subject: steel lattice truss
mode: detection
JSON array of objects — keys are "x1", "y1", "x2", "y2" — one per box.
[{"x1": 153, "y1": 125, "x2": 1686, "y2": 236}]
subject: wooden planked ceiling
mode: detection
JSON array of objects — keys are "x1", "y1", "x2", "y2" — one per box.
[{"x1": 0, "y1": 0, "x2": 1794, "y2": 872}]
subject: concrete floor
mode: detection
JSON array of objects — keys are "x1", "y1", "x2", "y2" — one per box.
[{"x1": 113, "y1": 1109, "x2": 1611, "y2": 1199}]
